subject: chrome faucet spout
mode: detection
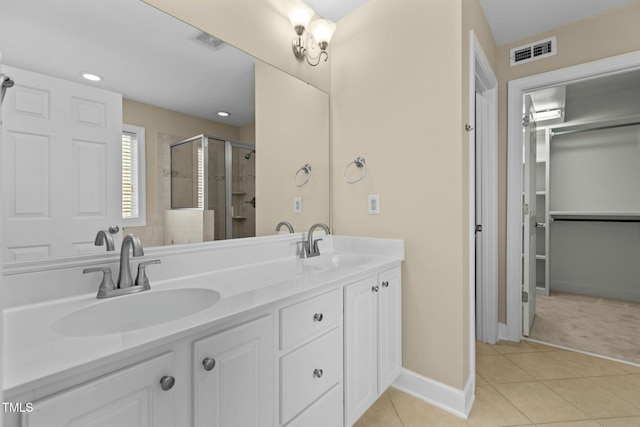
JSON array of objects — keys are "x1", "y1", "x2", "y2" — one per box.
[
  {"x1": 94, "y1": 230, "x2": 115, "y2": 251},
  {"x1": 117, "y1": 234, "x2": 144, "y2": 289},
  {"x1": 302, "y1": 223, "x2": 331, "y2": 258},
  {"x1": 275, "y1": 221, "x2": 294, "y2": 233}
]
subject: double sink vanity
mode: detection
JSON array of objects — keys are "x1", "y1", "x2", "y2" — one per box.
[{"x1": 2, "y1": 232, "x2": 403, "y2": 427}]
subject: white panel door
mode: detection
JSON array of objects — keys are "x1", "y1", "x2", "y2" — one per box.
[
  {"x1": 522, "y1": 95, "x2": 537, "y2": 336},
  {"x1": 1, "y1": 65, "x2": 122, "y2": 260},
  {"x1": 24, "y1": 353, "x2": 176, "y2": 427},
  {"x1": 377, "y1": 267, "x2": 402, "y2": 393},
  {"x1": 193, "y1": 315, "x2": 274, "y2": 427},
  {"x1": 344, "y1": 275, "x2": 378, "y2": 427}
]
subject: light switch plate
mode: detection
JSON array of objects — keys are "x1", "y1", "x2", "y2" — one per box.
[
  {"x1": 294, "y1": 197, "x2": 302, "y2": 213},
  {"x1": 368, "y1": 195, "x2": 380, "y2": 214}
]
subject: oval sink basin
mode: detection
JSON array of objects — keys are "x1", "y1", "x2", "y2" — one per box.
[
  {"x1": 305, "y1": 254, "x2": 371, "y2": 270},
  {"x1": 52, "y1": 288, "x2": 221, "y2": 337}
]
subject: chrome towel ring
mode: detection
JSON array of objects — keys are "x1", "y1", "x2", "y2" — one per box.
[
  {"x1": 294, "y1": 164, "x2": 312, "y2": 187},
  {"x1": 343, "y1": 156, "x2": 366, "y2": 184}
]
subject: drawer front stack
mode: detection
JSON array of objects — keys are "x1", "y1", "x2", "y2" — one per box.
[{"x1": 278, "y1": 288, "x2": 343, "y2": 426}]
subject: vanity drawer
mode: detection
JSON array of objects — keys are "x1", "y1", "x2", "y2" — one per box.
[
  {"x1": 286, "y1": 384, "x2": 343, "y2": 427},
  {"x1": 280, "y1": 288, "x2": 341, "y2": 350},
  {"x1": 280, "y1": 327, "x2": 342, "y2": 424}
]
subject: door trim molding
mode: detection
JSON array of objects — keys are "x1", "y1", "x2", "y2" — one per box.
[
  {"x1": 506, "y1": 49, "x2": 640, "y2": 341},
  {"x1": 470, "y1": 30, "x2": 499, "y2": 350}
]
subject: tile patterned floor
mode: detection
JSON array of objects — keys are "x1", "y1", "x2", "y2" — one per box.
[{"x1": 355, "y1": 340, "x2": 640, "y2": 427}]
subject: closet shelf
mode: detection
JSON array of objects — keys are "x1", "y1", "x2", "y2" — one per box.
[{"x1": 550, "y1": 211, "x2": 640, "y2": 221}]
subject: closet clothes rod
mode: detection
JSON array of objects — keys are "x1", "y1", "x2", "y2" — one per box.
[{"x1": 551, "y1": 120, "x2": 640, "y2": 137}]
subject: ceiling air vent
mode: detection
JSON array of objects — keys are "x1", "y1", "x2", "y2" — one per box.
[
  {"x1": 192, "y1": 30, "x2": 226, "y2": 51},
  {"x1": 510, "y1": 36, "x2": 556, "y2": 67}
]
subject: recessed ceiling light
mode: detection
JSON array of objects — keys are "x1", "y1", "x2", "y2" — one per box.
[
  {"x1": 80, "y1": 72, "x2": 102, "y2": 82},
  {"x1": 217, "y1": 111, "x2": 230, "y2": 117}
]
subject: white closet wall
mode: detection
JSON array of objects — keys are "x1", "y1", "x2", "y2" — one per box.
[{"x1": 549, "y1": 126, "x2": 640, "y2": 302}]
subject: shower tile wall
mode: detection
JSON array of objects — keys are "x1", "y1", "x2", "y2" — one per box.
[{"x1": 231, "y1": 147, "x2": 256, "y2": 238}]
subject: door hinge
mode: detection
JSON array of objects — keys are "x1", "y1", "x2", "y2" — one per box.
[
  {"x1": 522, "y1": 291, "x2": 529, "y2": 303},
  {"x1": 523, "y1": 203, "x2": 529, "y2": 215},
  {"x1": 475, "y1": 224, "x2": 482, "y2": 233},
  {"x1": 523, "y1": 115, "x2": 530, "y2": 127}
]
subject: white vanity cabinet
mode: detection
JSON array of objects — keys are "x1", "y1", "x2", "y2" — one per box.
[
  {"x1": 277, "y1": 288, "x2": 344, "y2": 427},
  {"x1": 23, "y1": 352, "x2": 177, "y2": 427},
  {"x1": 344, "y1": 266, "x2": 402, "y2": 427},
  {"x1": 193, "y1": 314, "x2": 275, "y2": 427}
]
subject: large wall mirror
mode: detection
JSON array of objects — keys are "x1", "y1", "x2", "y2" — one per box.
[{"x1": 0, "y1": 0, "x2": 330, "y2": 263}]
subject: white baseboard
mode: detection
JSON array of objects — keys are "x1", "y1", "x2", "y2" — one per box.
[
  {"x1": 392, "y1": 369, "x2": 475, "y2": 419},
  {"x1": 498, "y1": 322, "x2": 508, "y2": 341}
]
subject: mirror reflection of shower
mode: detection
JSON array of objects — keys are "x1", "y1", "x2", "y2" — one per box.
[{"x1": 169, "y1": 134, "x2": 255, "y2": 243}]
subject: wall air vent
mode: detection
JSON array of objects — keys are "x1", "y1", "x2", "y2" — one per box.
[
  {"x1": 192, "y1": 30, "x2": 226, "y2": 51},
  {"x1": 510, "y1": 36, "x2": 556, "y2": 67}
]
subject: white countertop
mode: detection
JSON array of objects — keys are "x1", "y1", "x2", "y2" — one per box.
[{"x1": 3, "y1": 247, "x2": 402, "y2": 397}]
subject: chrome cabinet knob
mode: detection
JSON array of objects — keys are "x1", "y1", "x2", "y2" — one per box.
[
  {"x1": 372, "y1": 285, "x2": 379, "y2": 293},
  {"x1": 202, "y1": 357, "x2": 216, "y2": 371},
  {"x1": 160, "y1": 376, "x2": 175, "y2": 391},
  {"x1": 313, "y1": 313, "x2": 324, "y2": 322},
  {"x1": 382, "y1": 281, "x2": 389, "y2": 288},
  {"x1": 313, "y1": 368, "x2": 323, "y2": 378}
]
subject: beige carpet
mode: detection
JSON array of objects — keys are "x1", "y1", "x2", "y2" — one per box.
[{"x1": 529, "y1": 291, "x2": 640, "y2": 364}]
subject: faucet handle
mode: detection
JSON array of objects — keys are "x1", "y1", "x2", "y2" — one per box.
[
  {"x1": 83, "y1": 267, "x2": 115, "y2": 298},
  {"x1": 135, "y1": 260, "x2": 161, "y2": 290},
  {"x1": 313, "y1": 238, "x2": 323, "y2": 253}
]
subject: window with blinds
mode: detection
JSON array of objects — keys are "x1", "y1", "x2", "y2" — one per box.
[
  {"x1": 122, "y1": 124, "x2": 146, "y2": 226},
  {"x1": 122, "y1": 130, "x2": 138, "y2": 219}
]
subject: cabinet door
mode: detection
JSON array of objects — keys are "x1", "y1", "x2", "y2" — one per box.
[
  {"x1": 193, "y1": 315, "x2": 274, "y2": 427},
  {"x1": 378, "y1": 266, "x2": 402, "y2": 393},
  {"x1": 344, "y1": 275, "x2": 378, "y2": 427},
  {"x1": 24, "y1": 353, "x2": 176, "y2": 427}
]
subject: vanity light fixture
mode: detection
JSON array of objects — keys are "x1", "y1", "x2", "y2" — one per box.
[
  {"x1": 534, "y1": 108, "x2": 562, "y2": 122},
  {"x1": 217, "y1": 111, "x2": 230, "y2": 117},
  {"x1": 286, "y1": 0, "x2": 336, "y2": 67},
  {"x1": 80, "y1": 72, "x2": 102, "y2": 82}
]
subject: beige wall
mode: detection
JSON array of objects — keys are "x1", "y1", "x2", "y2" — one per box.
[
  {"x1": 332, "y1": 0, "x2": 474, "y2": 390},
  {"x1": 255, "y1": 61, "x2": 330, "y2": 235},
  {"x1": 142, "y1": 0, "x2": 330, "y2": 93},
  {"x1": 495, "y1": 2, "x2": 640, "y2": 323}
]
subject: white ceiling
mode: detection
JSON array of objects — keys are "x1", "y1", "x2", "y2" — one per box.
[
  {"x1": 479, "y1": 0, "x2": 640, "y2": 46},
  {"x1": 0, "y1": 0, "x2": 256, "y2": 126}
]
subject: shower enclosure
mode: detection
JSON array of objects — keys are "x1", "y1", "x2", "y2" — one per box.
[{"x1": 170, "y1": 134, "x2": 255, "y2": 240}]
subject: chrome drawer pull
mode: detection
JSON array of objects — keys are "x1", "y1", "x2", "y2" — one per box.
[
  {"x1": 313, "y1": 368, "x2": 324, "y2": 378},
  {"x1": 160, "y1": 376, "x2": 175, "y2": 391},
  {"x1": 313, "y1": 313, "x2": 324, "y2": 322},
  {"x1": 202, "y1": 357, "x2": 216, "y2": 371}
]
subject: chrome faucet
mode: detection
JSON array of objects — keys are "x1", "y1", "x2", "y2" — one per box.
[
  {"x1": 117, "y1": 234, "x2": 144, "y2": 288},
  {"x1": 301, "y1": 223, "x2": 331, "y2": 258},
  {"x1": 94, "y1": 230, "x2": 115, "y2": 251},
  {"x1": 84, "y1": 234, "x2": 161, "y2": 298},
  {"x1": 276, "y1": 221, "x2": 294, "y2": 233}
]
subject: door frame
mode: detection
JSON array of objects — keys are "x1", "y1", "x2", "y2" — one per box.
[
  {"x1": 469, "y1": 31, "x2": 499, "y2": 349},
  {"x1": 505, "y1": 49, "x2": 640, "y2": 341}
]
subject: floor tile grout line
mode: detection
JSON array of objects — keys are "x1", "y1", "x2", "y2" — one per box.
[
  {"x1": 386, "y1": 390, "x2": 405, "y2": 427},
  {"x1": 485, "y1": 383, "x2": 535, "y2": 426}
]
